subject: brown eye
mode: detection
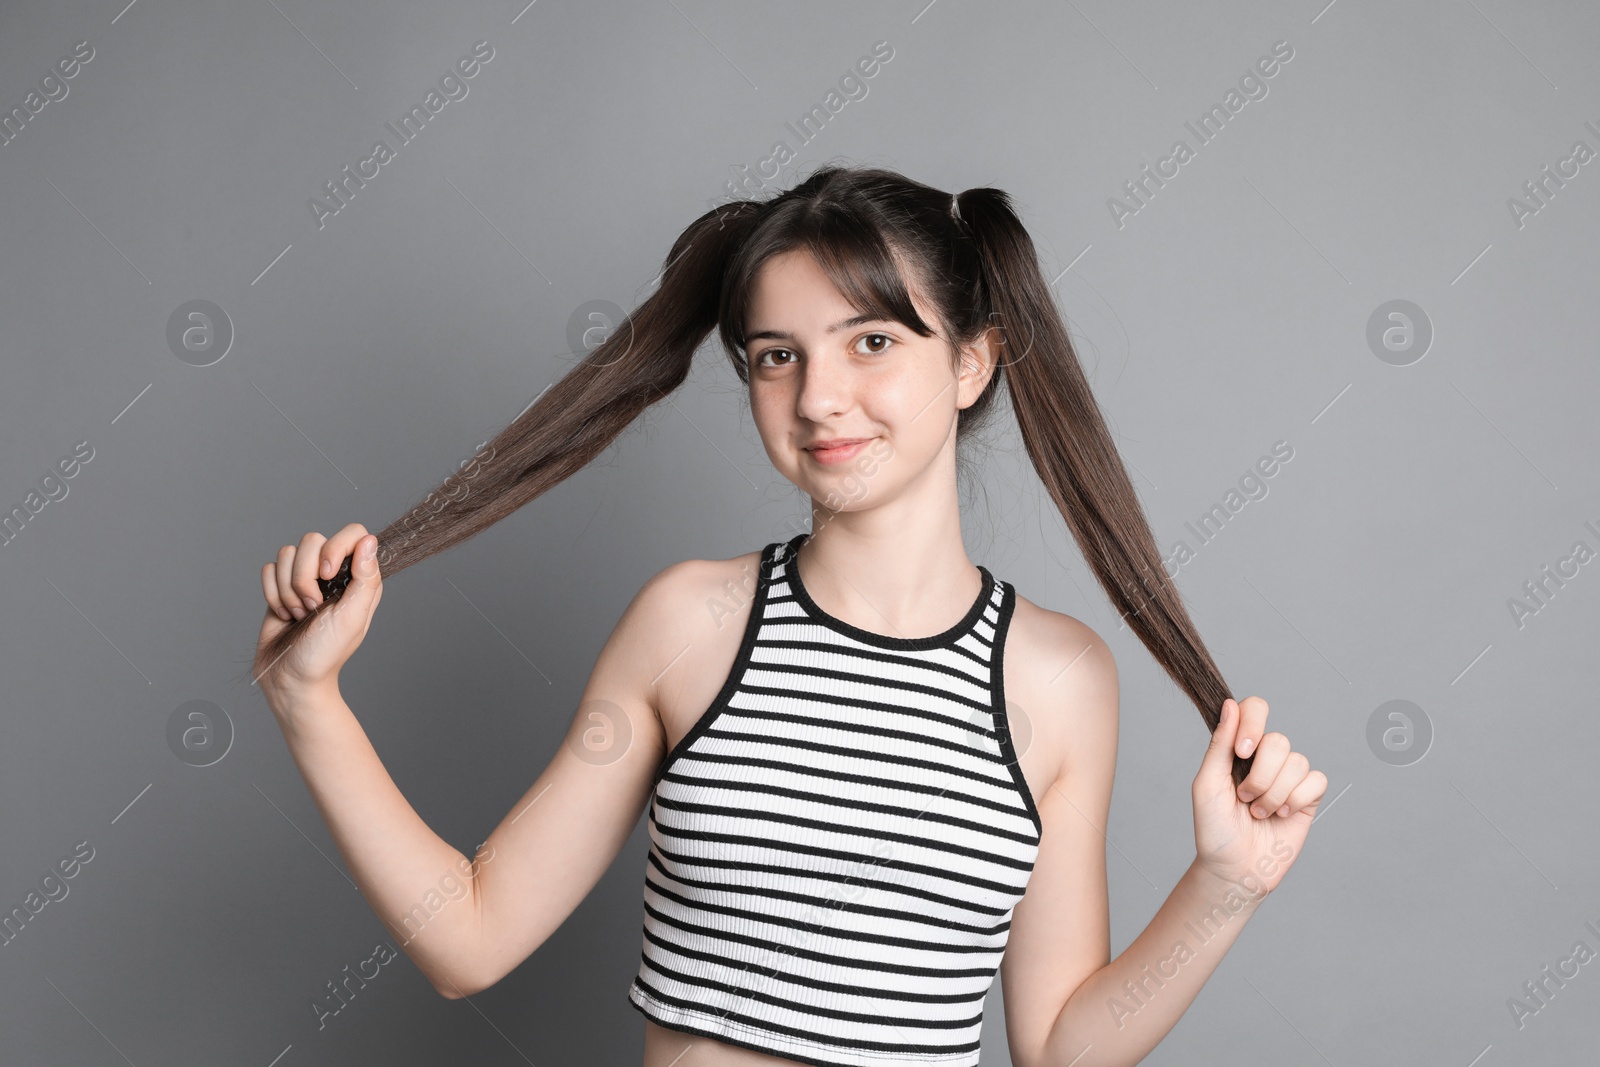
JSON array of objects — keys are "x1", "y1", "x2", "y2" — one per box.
[
  {"x1": 855, "y1": 332, "x2": 893, "y2": 355},
  {"x1": 754, "y1": 348, "x2": 795, "y2": 369}
]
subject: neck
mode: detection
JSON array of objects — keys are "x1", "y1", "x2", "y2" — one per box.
[{"x1": 793, "y1": 501, "x2": 982, "y2": 641}]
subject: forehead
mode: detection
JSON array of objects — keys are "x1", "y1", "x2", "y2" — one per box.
[
  {"x1": 744, "y1": 247, "x2": 936, "y2": 335},
  {"x1": 746, "y1": 249, "x2": 851, "y2": 311}
]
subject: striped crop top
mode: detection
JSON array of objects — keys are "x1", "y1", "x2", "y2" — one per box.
[{"x1": 627, "y1": 533, "x2": 1043, "y2": 1067}]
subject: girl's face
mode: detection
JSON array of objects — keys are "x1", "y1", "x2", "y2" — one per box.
[{"x1": 744, "y1": 249, "x2": 994, "y2": 512}]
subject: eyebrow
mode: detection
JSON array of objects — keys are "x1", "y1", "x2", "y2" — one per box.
[{"x1": 745, "y1": 312, "x2": 889, "y2": 343}]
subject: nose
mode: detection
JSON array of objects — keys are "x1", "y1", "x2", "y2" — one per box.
[{"x1": 794, "y1": 349, "x2": 852, "y2": 423}]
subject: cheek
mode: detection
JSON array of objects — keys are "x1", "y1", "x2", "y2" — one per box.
[
  {"x1": 749, "y1": 387, "x2": 775, "y2": 424},
  {"x1": 749, "y1": 391, "x2": 791, "y2": 453},
  {"x1": 878, "y1": 370, "x2": 955, "y2": 438}
]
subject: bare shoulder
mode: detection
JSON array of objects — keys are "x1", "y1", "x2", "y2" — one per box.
[
  {"x1": 619, "y1": 546, "x2": 766, "y2": 752},
  {"x1": 1003, "y1": 589, "x2": 1120, "y2": 788},
  {"x1": 624, "y1": 546, "x2": 764, "y2": 635}
]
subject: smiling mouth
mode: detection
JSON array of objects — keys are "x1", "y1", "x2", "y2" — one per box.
[{"x1": 803, "y1": 438, "x2": 873, "y2": 464}]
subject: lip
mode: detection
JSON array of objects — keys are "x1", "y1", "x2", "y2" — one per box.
[{"x1": 803, "y1": 437, "x2": 872, "y2": 465}]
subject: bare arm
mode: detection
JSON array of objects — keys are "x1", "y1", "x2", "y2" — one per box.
[
  {"x1": 266, "y1": 684, "x2": 495, "y2": 995},
  {"x1": 1001, "y1": 620, "x2": 1270, "y2": 1067},
  {"x1": 261, "y1": 545, "x2": 700, "y2": 998},
  {"x1": 1033, "y1": 860, "x2": 1263, "y2": 1066}
]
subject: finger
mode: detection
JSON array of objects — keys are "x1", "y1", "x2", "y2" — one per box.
[
  {"x1": 1236, "y1": 731, "x2": 1290, "y2": 803},
  {"x1": 1200, "y1": 697, "x2": 1242, "y2": 781},
  {"x1": 347, "y1": 533, "x2": 383, "y2": 588},
  {"x1": 1275, "y1": 769, "x2": 1328, "y2": 818},
  {"x1": 1234, "y1": 696, "x2": 1269, "y2": 758},
  {"x1": 325, "y1": 535, "x2": 383, "y2": 620},
  {"x1": 317, "y1": 522, "x2": 372, "y2": 586},
  {"x1": 292, "y1": 530, "x2": 330, "y2": 612},
  {"x1": 261, "y1": 562, "x2": 292, "y2": 622},
  {"x1": 274, "y1": 545, "x2": 305, "y2": 620},
  {"x1": 321, "y1": 534, "x2": 380, "y2": 607},
  {"x1": 1247, "y1": 749, "x2": 1309, "y2": 818}
]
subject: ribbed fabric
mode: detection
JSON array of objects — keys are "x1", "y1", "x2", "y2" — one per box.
[{"x1": 627, "y1": 533, "x2": 1042, "y2": 1067}]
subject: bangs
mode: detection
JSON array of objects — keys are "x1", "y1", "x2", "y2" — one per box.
[{"x1": 719, "y1": 197, "x2": 942, "y2": 364}]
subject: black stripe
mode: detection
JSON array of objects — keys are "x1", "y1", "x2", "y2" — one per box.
[
  {"x1": 641, "y1": 908, "x2": 1000, "y2": 983},
  {"x1": 658, "y1": 772, "x2": 1043, "y2": 847},
  {"x1": 627, "y1": 988, "x2": 981, "y2": 1067},
  {"x1": 641, "y1": 899, "x2": 1004, "y2": 975},
  {"x1": 659, "y1": 750, "x2": 1034, "y2": 827},
  {"x1": 749, "y1": 636, "x2": 992, "y2": 684},
  {"x1": 945, "y1": 638, "x2": 995, "y2": 669},
  {"x1": 655, "y1": 794, "x2": 1039, "y2": 868},
  {"x1": 644, "y1": 865, "x2": 1012, "y2": 941},
  {"x1": 640, "y1": 941, "x2": 991, "y2": 1006},
  {"x1": 644, "y1": 881, "x2": 1007, "y2": 959},
  {"x1": 646, "y1": 847, "x2": 1015, "y2": 919},
  {"x1": 651, "y1": 542, "x2": 780, "y2": 789},
  {"x1": 773, "y1": 532, "x2": 999, "y2": 655},
  {"x1": 765, "y1": 591, "x2": 1000, "y2": 659},
  {"x1": 989, "y1": 581, "x2": 1044, "y2": 839},
  {"x1": 649, "y1": 805, "x2": 1033, "y2": 889},
  {"x1": 680, "y1": 728, "x2": 1022, "y2": 796},
  {"x1": 755, "y1": 591, "x2": 992, "y2": 659},
  {"x1": 737, "y1": 659, "x2": 995, "y2": 716},
  {"x1": 632, "y1": 975, "x2": 984, "y2": 1050},
  {"x1": 698, "y1": 695, "x2": 1001, "y2": 756}
]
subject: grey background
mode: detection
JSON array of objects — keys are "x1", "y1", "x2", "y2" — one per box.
[{"x1": 1, "y1": 0, "x2": 1596, "y2": 1064}]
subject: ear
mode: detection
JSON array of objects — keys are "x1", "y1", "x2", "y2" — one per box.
[{"x1": 955, "y1": 325, "x2": 999, "y2": 410}]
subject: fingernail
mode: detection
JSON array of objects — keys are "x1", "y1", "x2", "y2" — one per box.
[
  {"x1": 1251, "y1": 804, "x2": 1265, "y2": 818},
  {"x1": 1237, "y1": 737, "x2": 1255, "y2": 757},
  {"x1": 1238, "y1": 789, "x2": 1255, "y2": 803},
  {"x1": 321, "y1": 558, "x2": 333, "y2": 577},
  {"x1": 1276, "y1": 805, "x2": 1290, "y2": 817},
  {"x1": 303, "y1": 597, "x2": 318, "y2": 611}
]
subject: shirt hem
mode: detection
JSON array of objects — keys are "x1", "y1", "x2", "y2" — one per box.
[{"x1": 627, "y1": 980, "x2": 978, "y2": 1067}]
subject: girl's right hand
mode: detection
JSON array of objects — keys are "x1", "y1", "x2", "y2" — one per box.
[{"x1": 254, "y1": 524, "x2": 384, "y2": 697}]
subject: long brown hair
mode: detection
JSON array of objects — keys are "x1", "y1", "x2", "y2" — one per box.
[{"x1": 246, "y1": 164, "x2": 1251, "y2": 785}]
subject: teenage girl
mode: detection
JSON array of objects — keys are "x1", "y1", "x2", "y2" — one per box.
[{"x1": 252, "y1": 166, "x2": 1325, "y2": 1067}]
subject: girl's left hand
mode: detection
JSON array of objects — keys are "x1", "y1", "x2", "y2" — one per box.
[{"x1": 1192, "y1": 696, "x2": 1326, "y2": 894}]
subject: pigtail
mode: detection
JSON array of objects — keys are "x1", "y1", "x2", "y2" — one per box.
[
  {"x1": 955, "y1": 186, "x2": 1251, "y2": 785},
  {"x1": 246, "y1": 199, "x2": 766, "y2": 683}
]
